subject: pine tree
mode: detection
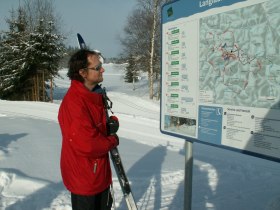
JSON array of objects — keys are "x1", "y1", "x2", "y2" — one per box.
[
  {"x1": 25, "y1": 19, "x2": 65, "y2": 101},
  {"x1": 0, "y1": 2, "x2": 65, "y2": 101},
  {"x1": 124, "y1": 54, "x2": 140, "y2": 90},
  {"x1": 0, "y1": 8, "x2": 29, "y2": 100},
  {"x1": 124, "y1": 55, "x2": 138, "y2": 83}
]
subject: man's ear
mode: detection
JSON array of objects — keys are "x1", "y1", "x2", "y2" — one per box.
[{"x1": 79, "y1": 69, "x2": 87, "y2": 78}]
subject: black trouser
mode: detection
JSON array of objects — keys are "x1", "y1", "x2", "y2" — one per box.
[{"x1": 71, "y1": 187, "x2": 113, "y2": 210}]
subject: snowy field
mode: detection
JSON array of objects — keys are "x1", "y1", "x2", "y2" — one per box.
[{"x1": 0, "y1": 63, "x2": 280, "y2": 210}]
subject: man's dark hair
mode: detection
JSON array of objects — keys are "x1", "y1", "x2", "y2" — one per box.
[{"x1": 67, "y1": 49, "x2": 98, "y2": 82}]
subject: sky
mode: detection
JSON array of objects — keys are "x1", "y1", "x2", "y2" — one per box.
[
  {"x1": 0, "y1": 0, "x2": 138, "y2": 58},
  {"x1": 1, "y1": 64, "x2": 280, "y2": 210}
]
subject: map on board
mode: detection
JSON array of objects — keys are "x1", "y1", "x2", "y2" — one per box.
[{"x1": 199, "y1": 1, "x2": 280, "y2": 109}]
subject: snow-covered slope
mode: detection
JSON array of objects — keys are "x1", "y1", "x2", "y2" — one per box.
[{"x1": 0, "y1": 64, "x2": 280, "y2": 210}]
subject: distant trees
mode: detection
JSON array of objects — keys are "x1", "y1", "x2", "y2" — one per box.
[
  {"x1": 124, "y1": 54, "x2": 140, "y2": 90},
  {"x1": 120, "y1": 0, "x2": 171, "y2": 100},
  {"x1": 0, "y1": 0, "x2": 65, "y2": 101}
]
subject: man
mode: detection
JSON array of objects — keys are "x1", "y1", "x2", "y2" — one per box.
[{"x1": 58, "y1": 49, "x2": 119, "y2": 210}]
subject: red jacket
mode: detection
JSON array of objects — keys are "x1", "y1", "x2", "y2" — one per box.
[{"x1": 58, "y1": 80, "x2": 118, "y2": 195}]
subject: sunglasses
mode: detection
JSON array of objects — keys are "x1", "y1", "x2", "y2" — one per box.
[{"x1": 85, "y1": 62, "x2": 103, "y2": 71}]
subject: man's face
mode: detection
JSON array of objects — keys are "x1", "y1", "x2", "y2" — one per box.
[{"x1": 83, "y1": 54, "x2": 105, "y2": 86}]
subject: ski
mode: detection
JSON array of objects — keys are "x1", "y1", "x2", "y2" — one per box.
[
  {"x1": 102, "y1": 87, "x2": 138, "y2": 210},
  {"x1": 77, "y1": 33, "x2": 86, "y2": 49},
  {"x1": 110, "y1": 147, "x2": 138, "y2": 210},
  {"x1": 76, "y1": 33, "x2": 104, "y2": 63},
  {"x1": 76, "y1": 33, "x2": 138, "y2": 210}
]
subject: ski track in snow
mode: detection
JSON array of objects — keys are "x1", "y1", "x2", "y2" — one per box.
[
  {"x1": 112, "y1": 170, "x2": 184, "y2": 210},
  {"x1": 0, "y1": 96, "x2": 185, "y2": 210}
]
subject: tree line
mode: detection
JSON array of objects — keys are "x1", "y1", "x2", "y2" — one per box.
[{"x1": 0, "y1": 0, "x2": 170, "y2": 101}]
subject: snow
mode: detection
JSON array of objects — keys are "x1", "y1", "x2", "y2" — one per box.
[{"x1": 1, "y1": 64, "x2": 280, "y2": 210}]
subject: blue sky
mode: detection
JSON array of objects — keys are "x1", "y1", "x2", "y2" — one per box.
[{"x1": 0, "y1": 0, "x2": 137, "y2": 58}]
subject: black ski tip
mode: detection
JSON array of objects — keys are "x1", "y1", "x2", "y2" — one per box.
[
  {"x1": 77, "y1": 33, "x2": 87, "y2": 49},
  {"x1": 77, "y1": 33, "x2": 82, "y2": 40}
]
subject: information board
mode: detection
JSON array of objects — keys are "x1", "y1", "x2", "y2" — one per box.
[{"x1": 160, "y1": 0, "x2": 280, "y2": 162}]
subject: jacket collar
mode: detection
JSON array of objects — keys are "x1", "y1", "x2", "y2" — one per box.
[{"x1": 70, "y1": 80, "x2": 103, "y2": 105}]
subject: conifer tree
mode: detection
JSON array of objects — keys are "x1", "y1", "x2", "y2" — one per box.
[
  {"x1": 0, "y1": 8, "x2": 29, "y2": 100},
  {"x1": 0, "y1": 0, "x2": 65, "y2": 101},
  {"x1": 124, "y1": 54, "x2": 140, "y2": 91},
  {"x1": 125, "y1": 55, "x2": 138, "y2": 83},
  {"x1": 25, "y1": 19, "x2": 65, "y2": 101}
]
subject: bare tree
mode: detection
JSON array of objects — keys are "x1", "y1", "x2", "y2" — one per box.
[
  {"x1": 120, "y1": 0, "x2": 170, "y2": 100},
  {"x1": 148, "y1": 0, "x2": 160, "y2": 99},
  {"x1": 23, "y1": 0, "x2": 57, "y2": 30}
]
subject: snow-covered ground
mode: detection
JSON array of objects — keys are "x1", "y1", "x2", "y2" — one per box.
[{"x1": 0, "y1": 64, "x2": 280, "y2": 210}]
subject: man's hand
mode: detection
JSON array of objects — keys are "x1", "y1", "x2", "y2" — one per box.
[{"x1": 107, "y1": 115, "x2": 119, "y2": 135}]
